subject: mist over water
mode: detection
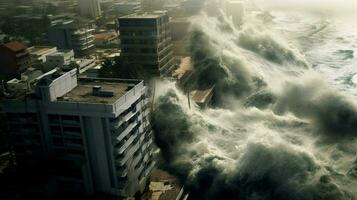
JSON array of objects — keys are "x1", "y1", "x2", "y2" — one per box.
[{"x1": 152, "y1": 2, "x2": 357, "y2": 199}]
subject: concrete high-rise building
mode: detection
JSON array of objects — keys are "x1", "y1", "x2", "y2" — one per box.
[
  {"x1": 47, "y1": 20, "x2": 95, "y2": 56},
  {"x1": 78, "y1": 0, "x2": 102, "y2": 19},
  {"x1": 3, "y1": 68, "x2": 155, "y2": 197},
  {"x1": 119, "y1": 11, "x2": 176, "y2": 76}
]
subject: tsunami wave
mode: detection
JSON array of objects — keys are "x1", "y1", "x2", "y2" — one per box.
[{"x1": 151, "y1": 3, "x2": 357, "y2": 200}]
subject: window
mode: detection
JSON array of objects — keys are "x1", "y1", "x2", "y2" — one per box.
[
  {"x1": 53, "y1": 138, "x2": 64, "y2": 146},
  {"x1": 65, "y1": 138, "x2": 83, "y2": 145},
  {"x1": 62, "y1": 115, "x2": 80, "y2": 122},
  {"x1": 49, "y1": 114, "x2": 60, "y2": 121},
  {"x1": 63, "y1": 127, "x2": 81, "y2": 133},
  {"x1": 67, "y1": 149, "x2": 85, "y2": 156}
]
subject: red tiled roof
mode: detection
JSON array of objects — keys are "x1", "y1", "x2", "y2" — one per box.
[
  {"x1": 4, "y1": 41, "x2": 27, "y2": 52},
  {"x1": 94, "y1": 32, "x2": 118, "y2": 41}
]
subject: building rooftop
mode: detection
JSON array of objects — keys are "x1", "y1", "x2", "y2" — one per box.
[
  {"x1": 49, "y1": 49, "x2": 74, "y2": 57},
  {"x1": 149, "y1": 169, "x2": 185, "y2": 200},
  {"x1": 28, "y1": 46, "x2": 57, "y2": 56},
  {"x1": 94, "y1": 31, "x2": 118, "y2": 41},
  {"x1": 60, "y1": 79, "x2": 139, "y2": 104},
  {"x1": 191, "y1": 86, "x2": 215, "y2": 104},
  {"x1": 3, "y1": 41, "x2": 27, "y2": 52}
]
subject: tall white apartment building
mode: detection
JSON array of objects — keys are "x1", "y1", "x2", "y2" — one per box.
[
  {"x1": 3, "y1": 68, "x2": 155, "y2": 197},
  {"x1": 78, "y1": 0, "x2": 102, "y2": 19}
]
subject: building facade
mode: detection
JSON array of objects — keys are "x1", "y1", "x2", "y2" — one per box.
[
  {"x1": 78, "y1": 0, "x2": 102, "y2": 19},
  {"x1": 119, "y1": 11, "x2": 176, "y2": 76},
  {"x1": 28, "y1": 46, "x2": 59, "y2": 67},
  {"x1": 3, "y1": 68, "x2": 155, "y2": 197},
  {"x1": 0, "y1": 41, "x2": 31, "y2": 75},
  {"x1": 47, "y1": 20, "x2": 95, "y2": 56},
  {"x1": 45, "y1": 50, "x2": 75, "y2": 70}
]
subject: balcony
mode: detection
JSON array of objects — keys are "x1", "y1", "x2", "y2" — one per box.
[
  {"x1": 65, "y1": 144, "x2": 83, "y2": 150},
  {"x1": 159, "y1": 56, "x2": 175, "y2": 71},
  {"x1": 158, "y1": 49, "x2": 173, "y2": 62},
  {"x1": 117, "y1": 135, "x2": 136, "y2": 154},
  {"x1": 135, "y1": 164, "x2": 145, "y2": 179},
  {"x1": 72, "y1": 29, "x2": 94, "y2": 36},
  {"x1": 115, "y1": 140, "x2": 141, "y2": 166},
  {"x1": 132, "y1": 154, "x2": 142, "y2": 168},
  {"x1": 117, "y1": 181, "x2": 128, "y2": 191},
  {"x1": 63, "y1": 131, "x2": 82, "y2": 138},
  {"x1": 116, "y1": 169, "x2": 128, "y2": 178},
  {"x1": 144, "y1": 161, "x2": 156, "y2": 177},
  {"x1": 116, "y1": 122, "x2": 138, "y2": 142}
]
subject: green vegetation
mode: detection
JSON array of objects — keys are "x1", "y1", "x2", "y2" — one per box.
[
  {"x1": 1, "y1": 15, "x2": 51, "y2": 45},
  {"x1": 98, "y1": 58, "x2": 158, "y2": 80}
]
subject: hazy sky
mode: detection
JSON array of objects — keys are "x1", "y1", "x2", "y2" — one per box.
[{"x1": 254, "y1": 0, "x2": 357, "y2": 15}]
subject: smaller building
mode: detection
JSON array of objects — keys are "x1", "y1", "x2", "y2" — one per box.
[
  {"x1": 148, "y1": 169, "x2": 187, "y2": 200},
  {"x1": 93, "y1": 31, "x2": 119, "y2": 48},
  {"x1": 45, "y1": 50, "x2": 75, "y2": 70},
  {"x1": 0, "y1": 41, "x2": 31, "y2": 76},
  {"x1": 47, "y1": 20, "x2": 95, "y2": 56},
  {"x1": 191, "y1": 85, "x2": 215, "y2": 108},
  {"x1": 28, "y1": 46, "x2": 58, "y2": 67},
  {"x1": 73, "y1": 57, "x2": 97, "y2": 74},
  {"x1": 7, "y1": 68, "x2": 45, "y2": 92}
]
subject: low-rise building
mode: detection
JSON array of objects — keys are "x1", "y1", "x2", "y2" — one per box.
[
  {"x1": 93, "y1": 31, "x2": 119, "y2": 48},
  {"x1": 28, "y1": 46, "x2": 59, "y2": 67},
  {"x1": 47, "y1": 20, "x2": 95, "y2": 56},
  {"x1": 0, "y1": 41, "x2": 31, "y2": 75},
  {"x1": 73, "y1": 57, "x2": 97, "y2": 74},
  {"x1": 7, "y1": 68, "x2": 45, "y2": 92},
  {"x1": 45, "y1": 50, "x2": 75, "y2": 70},
  {"x1": 191, "y1": 85, "x2": 215, "y2": 108}
]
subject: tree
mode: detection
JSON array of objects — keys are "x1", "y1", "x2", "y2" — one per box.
[{"x1": 98, "y1": 58, "x2": 156, "y2": 80}]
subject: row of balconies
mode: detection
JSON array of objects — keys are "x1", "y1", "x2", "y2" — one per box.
[
  {"x1": 159, "y1": 54, "x2": 175, "y2": 69},
  {"x1": 158, "y1": 51, "x2": 173, "y2": 64},
  {"x1": 111, "y1": 98, "x2": 141, "y2": 129},
  {"x1": 116, "y1": 122, "x2": 138, "y2": 142},
  {"x1": 116, "y1": 133, "x2": 137, "y2": 155},
  {"x1": 115, "y1": 144, "x2": 137, "y2": 167}
]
